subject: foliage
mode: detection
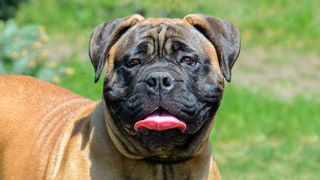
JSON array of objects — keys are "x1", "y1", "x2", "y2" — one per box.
[
  {"x1": 0, "y1": 21, "x2": 72, "y2": 83},
  {"x1": 0, "y1": 0, "x2": 30, "y2": 21}
]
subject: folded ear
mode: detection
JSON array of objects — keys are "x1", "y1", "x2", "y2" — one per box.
[
  {"x1": 89, "y1": 14, "x2": 144, "y2": 83},
  {"x1": 184, "y1": 14, "x2": 240, "y2": 82}
]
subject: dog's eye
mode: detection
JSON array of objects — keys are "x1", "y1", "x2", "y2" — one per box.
[
  {"x1": 180, "y1": 56, "x2": 197, "y2": 66},
  {"x1": 127, "y1": 59, "x2": 141, "y2": 67}
]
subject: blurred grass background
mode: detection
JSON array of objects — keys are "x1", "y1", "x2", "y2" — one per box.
[
  {"x1": 15, "y1": 0, "x2": 320, "y2": 51},
  {"x1": 1, "y1": 0, "x2": 320, "y2": 179}
]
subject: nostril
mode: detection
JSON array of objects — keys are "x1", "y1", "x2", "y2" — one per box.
[
  {"x1": 146, "y1": 77, "x2": 157, "y2": 87},
  {"x1": 163, "y1": 77, "x2": 172, "y2": 87},
  {"x1": 145, "y1": 72, "x2": 174, "y2": 91}
]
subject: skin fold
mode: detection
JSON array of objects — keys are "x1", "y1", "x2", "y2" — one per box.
[{"x1": 0, "y1": 14, "x2": 240, "y2": 180}]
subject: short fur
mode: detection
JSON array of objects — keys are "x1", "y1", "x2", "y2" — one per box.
[{"x1": 0, "y1": 14, "x2": 240, "y2": 180}]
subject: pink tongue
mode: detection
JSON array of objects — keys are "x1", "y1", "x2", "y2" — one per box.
[{"x1": 134, "y1": 112, "x2": 187, "y2": 132}]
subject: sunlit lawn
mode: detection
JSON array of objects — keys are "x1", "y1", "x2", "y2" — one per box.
[{"x1": 212, "y1": 85, "x2": 320, "y2": 179}]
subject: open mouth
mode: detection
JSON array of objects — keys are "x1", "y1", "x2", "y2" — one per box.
[{"x1": 134, "y1": 108, "x2": 187, "y2": 132}]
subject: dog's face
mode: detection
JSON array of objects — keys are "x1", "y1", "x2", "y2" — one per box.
[{"x1": 89, "y1": 14, "x2": 240, "y2": 157}]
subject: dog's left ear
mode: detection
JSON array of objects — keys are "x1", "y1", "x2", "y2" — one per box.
[
  {"x1": 184, "y1": 14, "x2": 240, "y2": 82},
  {"x1": 89, "y1": 14, "x2": 144, "y2": 83}
]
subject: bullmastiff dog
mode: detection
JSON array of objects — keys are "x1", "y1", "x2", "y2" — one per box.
[{"x1": 0, "y1": 14, "x2": 240, "y2": 179}]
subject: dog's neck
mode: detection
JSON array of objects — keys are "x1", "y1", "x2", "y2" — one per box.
[
  {"x1": 86, "y1": 102, "x2": 214, "y2": 179},
  {"x1": 101, "y1": 99, "x2": 212, "y2": 159}
]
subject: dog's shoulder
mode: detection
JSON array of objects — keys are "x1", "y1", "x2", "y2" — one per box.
[
  {"x1": 0, "y1": 75, "x2": 93, "y2": 142},
  {"x1": 0, "y1": 75, "x2": 77, "y2": 98},
  {"x1": 0, "y1": 75, "x2": 84, "y2": 117},
  {"x1": 0, "y1": 75, "x2": 98, "y2": 179},
  {"x1": 0, "y1": 75, "x2": 87, "y2": 104}
]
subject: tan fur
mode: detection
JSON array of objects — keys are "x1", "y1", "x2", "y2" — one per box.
[
  {"x1": 107, "y1": 42, "x2": 118, "y2": 72},
  {"x1": 203, "y1": 41, "x2": 221, "y2": 72},
  {"x1": 0, "y1": 75, "x2": 220, "y2": 179}
]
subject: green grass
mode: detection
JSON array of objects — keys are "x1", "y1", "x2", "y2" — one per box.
[
  {"x1": 211, "y1": 86, "x2": 320, "y2": 179},
  {"x1": 15, "y1": 0, "x2": 320, "y2": 52},
  {"x1": 59, "y1": 55, "x2": 103, "y2": 100},
  {"x1": 59, "y1": 58, "x2": 320, "y2": 179}
]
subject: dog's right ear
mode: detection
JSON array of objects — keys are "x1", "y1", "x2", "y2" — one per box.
[{"x1": 89, "y1": 14, "x2": 144, "y2": 83}]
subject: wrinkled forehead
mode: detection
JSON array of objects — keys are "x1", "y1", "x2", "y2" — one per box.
[
  {"x1": 107, "y1": 18, "x2": 219, "y2": 71},
  {"x1": 119, "y1": 18, "x2": 210, "y2": 53}
]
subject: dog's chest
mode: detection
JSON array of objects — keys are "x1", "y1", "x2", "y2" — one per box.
[{"x1": 117, "y1": 161, "x2": 209, "y2": 180}]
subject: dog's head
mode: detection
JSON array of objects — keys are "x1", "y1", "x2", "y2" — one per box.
[{"x1": 89, "y1": 14, "x2": 240, "y2": 159}]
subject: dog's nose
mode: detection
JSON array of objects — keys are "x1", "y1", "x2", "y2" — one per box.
[{"x1": 146, "y1": 72, "x2": 174, "y2": 92}]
